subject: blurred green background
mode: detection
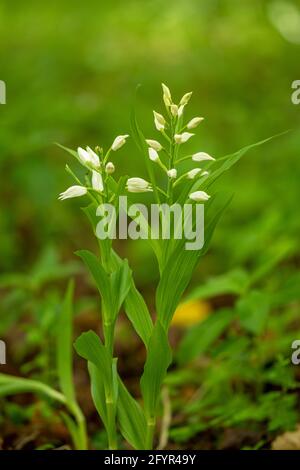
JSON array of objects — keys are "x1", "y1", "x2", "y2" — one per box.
[{"x1": 0, "y1": 0, "x2": 300, "y2": 450}]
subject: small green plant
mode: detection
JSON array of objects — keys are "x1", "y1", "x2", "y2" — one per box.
[
  {"x1": 57, "y1": 84, "x2": 276, "y2": 450},
  {"x1": 0, "y1": 281, "x2": 87, "y2": 450}
]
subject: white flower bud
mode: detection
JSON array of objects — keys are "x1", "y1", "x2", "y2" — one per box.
[
  {"x1": 189, "y1": 191, "x2": 210, "y2": 202},
  {"x1": 192, "y1": 152, "x2": 215, "y2": 162},
  {"x1": 178, "y1": 105, "x2": 185, "y2": 117},
  {"x1": 148, "y1": 147, "x2": 159, "y2": 162},
  {"x1": 111, "y1": 134, "x2": 129, "y2": 151},
  {"x1": 201, "y1": 170, "x2": 209, "y2": 176},
  {"x1": 126, "y1": 177, "x2": 153, "y2": 193},
  {"x1": 167, "y1": 168, "x2": 177, "y2": 179},
  {"x1": 174, "y1": 132, "x2": 194, "y2": 144},
  {"x1": 180, "y1": 91, "x2": 192, "y2": 106},
  {"x1": 187, "y1": 117, "x2": 204, "y2": 129},
  {"x1": 91, "y1": 170, "x2": 104, "y2": 192},
  {"x1": 146, "y1": 139, "x2": 162, "y2": 151},
  {"x1": 105, "y1": 162, "x2": 115, "y2": 174},
  {"x1": 187, "y1": 168, "x2": 202, "y2": 179},
  {"x1": 77, "y1": 147, "x2": 100, "y2": 169},
  {"x1": 58, "y1": 185, "x2": 87, "y2": 201},
  {"x1": 153, "y1": 111, "x2": 166, "y2": 131},
  {"x1": 162, "y1": 83, "x2": 172, "y2": 107},
  {"x1": 170, "y1": 104, "x2": 178, "y2": 117}
]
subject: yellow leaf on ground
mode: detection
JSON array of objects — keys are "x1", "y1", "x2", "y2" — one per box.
[{"x1": 171, "y1": 299, "x2": 211, "y2": 327}]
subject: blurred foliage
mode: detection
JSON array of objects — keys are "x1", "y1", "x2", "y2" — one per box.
[{"x1": 0, "y1": 0, "x2": 300, "y2": 449}]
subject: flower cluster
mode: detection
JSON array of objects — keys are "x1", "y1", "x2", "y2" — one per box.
[
  {"x1": 141, "y1": 83, "x2": 215, "y2": 201},
  {"x1": 59, "y1": 84, "x2": 215, "y2": 204},
  {"x1": 58, "y1": 135, "x2": 128, "y2": 201}
]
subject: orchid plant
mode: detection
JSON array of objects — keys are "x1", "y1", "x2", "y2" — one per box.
[
  {"x1": 0, "y1": 84, "x2": 273, "y2": 450},
  {"x1": 56, "y1": 83, "x2": 274, "y2": 450}
]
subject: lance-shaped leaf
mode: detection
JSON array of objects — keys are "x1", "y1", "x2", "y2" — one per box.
[
  {"x1": 156, "y1": 193, "x2": 232, "y2": 329},
  {"x1": 82, "y1": 206, "x2": 153, "y2": 346},
  {"x1": 175, "y1": 133, "x2": 286, "y2": 209},
  {"x1": 88, "y1": 362, "x2": 108, "y2": 429},
  {"x1": 76, "y1": 250, "x2": 112, "y2": 313},
  {"x1": 111, "y1": 250, "x2": 153, "y2": 346},
  {"x1": 117, "y1": 378, "x2": 147, "y2": 450},
  {"x1": 110, "y1": 259, "x2": 132, "y2": 320},
  {"x1": 77, "y1": 250, "x2": 132, "y2": 321},
  {"x1": 140, "y1": 321, "x2": 172, "y2": 418}
]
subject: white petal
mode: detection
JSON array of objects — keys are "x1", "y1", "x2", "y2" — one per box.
[
  {"x1": 92, "y1": 170, "x2": 103, "y2": 192},
  {"x1": 162, "y1": 83, "x2": 172, "y2": 106},
  {"x1": 187, "y1": 117, "x2": 204, "y2": 129},
  {"x1": 77, "y1": 147, "x2": 90, "y2": 165},
  {"x1": 192, "y1": 152, "x2": 215, "y2": 162},
  {"x1": 153, "y1": 111, "x2": 165, "y2": 131},
  {"x1": 187, "y1": 168, "x2": 202, "y2": 179},
  {"x1": 170, "y1": 104, "x2": 178, "y2": 116},
  {"x1": 86, "y1": 146, "x2": 100, "y2": 168},
  {"x1": 189, "y1": 190, "x2": 210, "y2": 202},
  {"x1": 167, "y1": 168, "x2": 177, "y2": 179},
  {"x1": 126, "y1": 177, "x2": 152, "y2": 193},
  {"x1": 174, "y1": 132, "x2": 194, "y2": 144},
  {"x1": 58, "y1": 185, "x2": 87, "y2": 201},
  {"x1": 148, "y1": 147, "x2": 159, "y2": 161},
  {"x1": 179, "y1": 91, "x2": 192, "y2": 106},
  {"x1": 112, "y1": 134, "x2": 129, "y2": 151},
  {"x1": 146, "y1": 139, "x2": 162, "y2": 151},
  {"x1": 105, "y1": 162, "x2": 115, "y2": 174},
  {"x1": 177, "y1": 105, "x2": 185, "y2": 117}
]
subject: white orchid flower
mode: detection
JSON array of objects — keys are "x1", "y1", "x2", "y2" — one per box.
[
  {"x1": 77, "y1": 147, "x2": 100, "y2": 169},
  {"x1": 170, "y1": 104, "x2": 178, "y2": 117},
  {"x1": 187, "y1": 117, "x2": 204, "y2": 129},
  {"x1": 178, "y1": 105, "x2": 185, "y2": 117},
  {"x1": 192, "y1": 152, "x2": 215, "y2": 162},
  {"x1": 179, "y1": 91, "x2": 192, "y2": 106},
  {"x1": 146, "y1": 139, "x2": 162, "y2": 151},
  {"x1": 174, "y1": 132, "x2": 194, "y2": 144},
  {"x1": 92, "y1": 170, "x2": 104, "y2": 192},
  {"x1": 58, "y1": 185, "x2": 87, "y2": 201},
  {"x1": 112, "y1": 134, "x2": 129, "y2": 151},
  {"x1": 167, "y1": 169, "x2": 177, "y2": 179},
  {"x1": 187, "y1": 168, "x2": 202, "y2": 179},
  {"x1": 189, "y1": 190, "x2": 210, "y2": 202},
  {"x1": 126, "y1": 177, "x2": 153, "y2": 193},
  {"x1": 105, "y1": 162, "x2": 115, "y2": 174},
  {"x1": 162, "y1": 83, "x2": 172, "y2": 107},
  {"x1": 148, "y1": 147, "x2": 159, "y2": 162},
  {"x1": 153, "y1": 111, "x2": 166, "y2": 131}
]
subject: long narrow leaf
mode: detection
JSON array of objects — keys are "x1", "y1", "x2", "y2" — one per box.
[
  {"x1": 140, "y1": 321, "x2": 172, "y2": 418},
  {"x1": 56, "y1": 280, "x2": 76, "y2": 403},
  {"x1": 117, "y1": 378, "x2": 147, "y2": 450}
]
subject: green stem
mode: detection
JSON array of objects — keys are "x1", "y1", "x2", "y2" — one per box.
[
  {"x1": 166, "y1": 118, "x2": 176, "y2": 204},
  {"x1": 106, "y1": 396, "x2": 118, "y2": 450},
  {"x1": 104, "y1": 319, "x2": 114, "y2": 355},
  {"x1": 68, "y1": 401, "x2": 88, "y2": 450},
  {"x1": 145, "y1": 417, "x2": 156, "y2": 450},
  {"x1": 101, "y1": 250, "x2": 118, "y2": 450}
]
